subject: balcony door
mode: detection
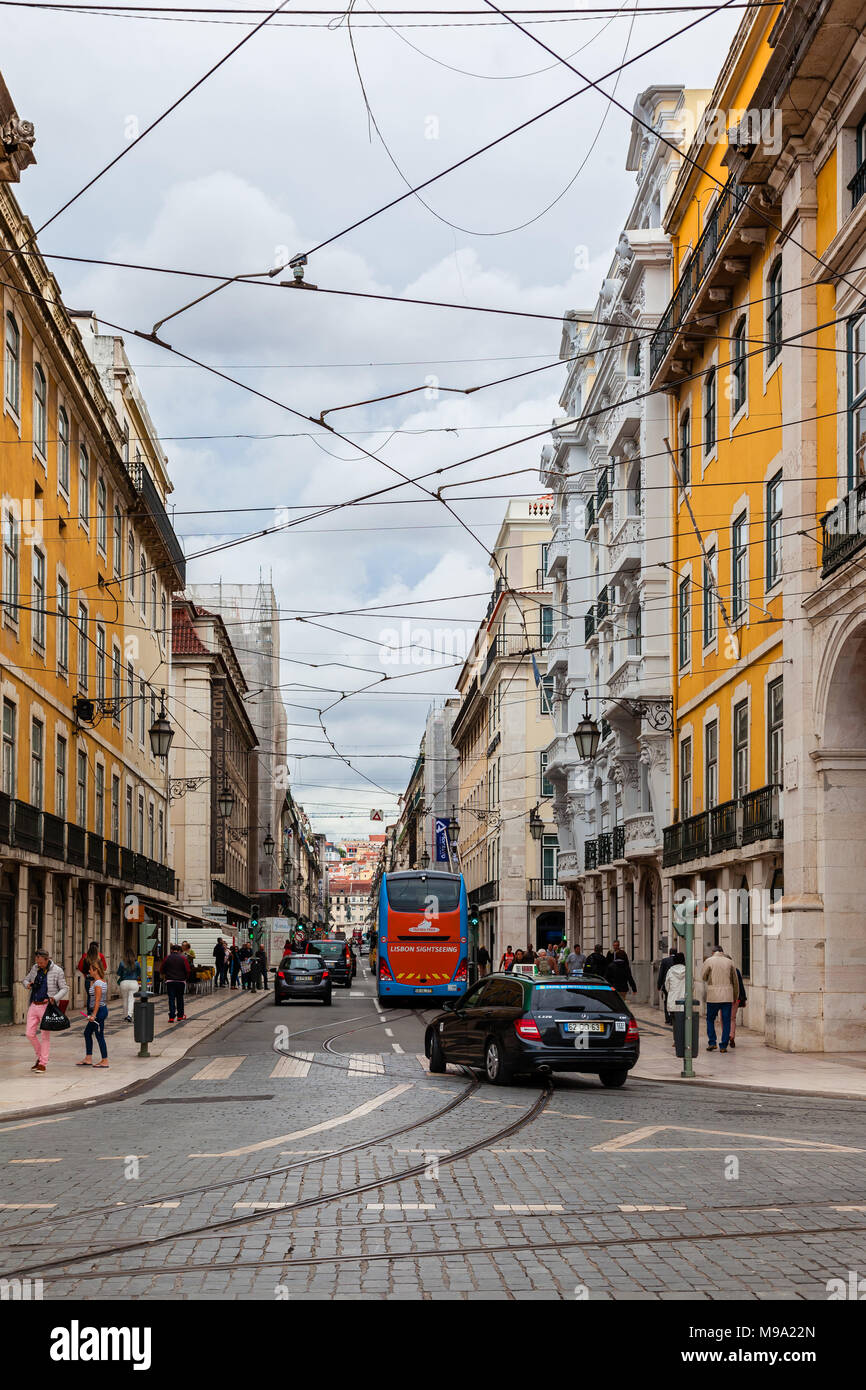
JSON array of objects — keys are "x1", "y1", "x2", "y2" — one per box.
[{"x1": 542, "y1": 834, "x2": 559, "y2": 889}]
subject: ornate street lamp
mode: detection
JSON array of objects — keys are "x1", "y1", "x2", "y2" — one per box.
[
  {"x1": 419, "y1": 849, "x2": 431, "y2": 870},
  {"x1": 217, "y1": 785, "x2": 236, "y2": 820},
  {"x1": 573, "y1": 688, "x2": 601, "y2": 761},
  {"x1": 447, "y1": 806, "x2": 460, "y2": 851},
  {"x1": 263, "y1": 823, "x2": 275, "y2": 858},
  {"x1": 149, "y1": 690, "x2": 174, "y2": 759},
  {"x1": 528, "y1": 802, "x2": 545, "y2": 842}
]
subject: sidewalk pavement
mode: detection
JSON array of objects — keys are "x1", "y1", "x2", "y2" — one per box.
[
  {"x1": 0, "y1": 984, "x2": 267, "y2": 1121},
  {"x1": 632, "y1": 1001, "x2": 866, "y2": 1099}
]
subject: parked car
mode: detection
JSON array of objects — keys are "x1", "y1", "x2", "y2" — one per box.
[
  {"x1": 425, "y1": 971, "x2": 639, "y2": 1087},
  {"x1": 274, "y1": 953, "x2": 332, "y2": 1006}
]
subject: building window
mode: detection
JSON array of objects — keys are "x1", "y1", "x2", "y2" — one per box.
[
  {"x1": 5, "y1": 312, "x2": 20, "y2": 413},
  {"x1": 150, "y1": 574, "x2": 157, "y2": 629},
  {"x1": 160, "y1": 594, "x2": 167, "y2": 647},
  {"x1": 122, "y1": 420, "x2": 130, "y2": 463},
  {"x1": 77, "y1": 603, "x2": 88, "y2": 692},
  {"x1": 731, "y1": 512, "x2": 748, "y2": 621},
  {"x1": 705, "y1": 719, "x2": 718, "y2": 809},
  {"x1": 33, "y1": 364, "x2": 47, "y2": 456},
  {"x1": 128, "y1": 533, "x2": 135, "y2": 600},
  {"x1": 111, "y1": 775, "x2": 120, "y2": 843},
  {"x1": 78, "y1": 445, "x2": 90, "y2": 523},
  {"x1": 738, "y1": 876, "x2": 751, "y2": 979},
  {"x1": 766, "y1": 472, "x2": 782, "y2": 589},
  {"x1": 628, "y1": 602, "x2": 642, "y2": 656},
  {"x1": 733, "y1": 699, "x2": 749, "y2": 798},
  {"x1": 56, "y1": 735, "x2": 67, "y2": 818},
  {"x1": 767, "y1": 258, "x2": 782, "y2": 364},
  {"x1": 125, "y1": 785, "x2": 133, "y2": 849},
  {"x1": 678, "y1": 577, "x2": 691, "y2": 668},
  {"x1": 848, "y1": 313, "x2": 866, "y2": 488},
  {"x1": 96, "y1": 477, "x2": 107, "y2": 554},
  {"x1": 126, "y1": 662, "x2": 134, "y2": 738},
  {"x1": 58, "y1": 407, "x2": 70, "y2": 493},
  {"x1": 112, "y1": 644, "x2": 121, "y2": 721},
  {"x1": 540, "y1": 674, "x2": 554, "y2": 717},
  {"x1": 680, "y1": 737, "x2": 692, "y2": 819},
  {"x1": 30, "y1": 718, "x2": 43, "y2": 808},
  {"x1": 76, "y1": 749, "x2": 87, "y2": 828},
  {"x1": 540, "y1": 605, "x2": 554, "y2": 645},
  {"x1": 2, "y1": 508, "x2": 19, "y2": 617},
  {"x1": 95, "y1": 762, "x2": 104, "y2": 836},
  {"x1": 541, "y1": 541, "x2": 550, "y2": 578},
  {"x1": 731, "y1": 316, "x2": 747, "y2": 416},
  {"x1": 703, "y1": 546, "x2": 717, "y2": 647},
  {"x1": 540, "y1": 751, "x2": 553, "y2": 797},
  {"x1": 703, "y1": 369, "x2": 716, "y2": 456},
  {"x1": 95, "y1": 624, "x2": 106, "y2": 700},
  {"x1": 32, "y1": 548, "x2": 46, "y2": 649},
  {"x1": 140, "y1": 554, "x2": 147, "y2": 614},
  {"x1": 158, "y1": 806, "x2": 164, "y2": 862},
  {"x1": 112, "y1": 506, "x2": 122, "y2": 576},
  {"x1": 679, "y1": 409, "x2": 691, "y2": 487},
  {"x1": 542, "y1": 833, "x2": 558, "y2": 885},
  {"x1": 137, "y1": 792, "x2": 144, "y2": 853},
  {"x1": 148, "y1": 802, "x2": 155, "y2": 859},
  {"x1": 1, "y1": 699, "x2": 15, "y2": 795},
  {"x1": 628, "y1": 340, "x2": 641, "y2": 377},
  {"x1": 139, "y1": 677, "x2": 146, "y2": 745},
  {"x1": 767, "y1": 678, "x2": 783, "y2": 787},
  {"x1": 57, "y1": 576, "x2": 69, "y2": 671}
]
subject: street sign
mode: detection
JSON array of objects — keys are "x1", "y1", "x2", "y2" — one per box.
[{"x1": 370, "y1": 809, "x2": 383, "y2": 821}]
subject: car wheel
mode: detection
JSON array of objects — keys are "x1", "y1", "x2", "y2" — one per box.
[
  {"x1": 484, "y1": 1036, "x2": 512, "y2": 1086},
  {"x1": 427, "y1": 1028, "x2": 446, "y2": 1074},
  {"x1": 599, "y1": 1069, "x2": 628, "y2": 1088}
]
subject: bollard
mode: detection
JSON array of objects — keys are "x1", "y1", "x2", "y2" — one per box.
[{"x1": 133, "y1": 991, "x2": 155, "y2": 1058}]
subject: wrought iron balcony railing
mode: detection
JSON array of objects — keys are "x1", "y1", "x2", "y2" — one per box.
[{"x1": 822, "y1": 479, "x2": 866, "y2": 577}]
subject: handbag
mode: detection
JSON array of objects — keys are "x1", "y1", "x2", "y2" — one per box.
[{"x1": 39, "y1": 1000, "x2": 71, "y2": 1032}]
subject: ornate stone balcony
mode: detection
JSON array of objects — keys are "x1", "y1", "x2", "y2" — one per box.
[
  {"x1": 546, "y1": 525, "x2": 569, "y2": 581},
  {"x1": 608, "y1": 514, "x2": 642, "y2": 586},
  {"x1": 624, "y1": 813, "x2": 658, "y2": 858}
]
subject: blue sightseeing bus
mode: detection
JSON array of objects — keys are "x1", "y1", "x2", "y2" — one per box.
[{"x1": 376, "y1": 870, "x2": 469, "y2": 1003}]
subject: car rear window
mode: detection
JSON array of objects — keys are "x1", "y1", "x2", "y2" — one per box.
[
  {"x1": 283, "y1": 955, "x2": 323, "y2": 969},
  {"x1": 386, "y1": 875, "x2": 461, "y2": 913},
  {"x1": 318, "y1": 942, "x2": 346, "y2": 957},
  {"x1": 530, "y1": 984, "x2": 623, "y2": 1012}
]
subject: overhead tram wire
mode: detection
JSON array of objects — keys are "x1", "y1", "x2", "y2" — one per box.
[
  {"x1": 148, "y1": 0, "x2": 738, "y2": 333},
  {"x1": 0, "y1": 0, "x2": 298, "y2": 276}
]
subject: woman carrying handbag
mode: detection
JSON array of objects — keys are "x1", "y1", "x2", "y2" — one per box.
[{"x1": 21, "y1": 948, "x2": 69, "y2": 1074}]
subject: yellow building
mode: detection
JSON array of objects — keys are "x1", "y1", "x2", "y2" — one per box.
[
  {"x1": 0, "y1": 84, "x2": 185, "y2": 1020},
  {"x1": 651, "y1": 0, "x2": 866, "y2": 1049}
]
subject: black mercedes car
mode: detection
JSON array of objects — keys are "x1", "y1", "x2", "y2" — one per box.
[
  {"x1": 316, "y1": 938, "x2": 355, "y2": 989},
  {"x1": 274, "y1": 953, "x2": 332, "y2": 1006},
  {"x1": 425, "y1": 971, "x2": 639, "y2": 1087}
]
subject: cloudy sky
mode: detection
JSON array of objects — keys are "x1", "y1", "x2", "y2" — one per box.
[{"x1": 6, "y1": 0, "x2": 738, "y2": 835}]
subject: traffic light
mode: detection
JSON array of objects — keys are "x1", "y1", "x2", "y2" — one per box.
[
  {"x1": 137, "y1": 919, "x2": 159, "y2": 957},
  {"x1": 469, "y1": 911, "x2": 480, "y2": 931},
  {"x1": 250, "y1": 904, "x2": 260, "y2": 941}
]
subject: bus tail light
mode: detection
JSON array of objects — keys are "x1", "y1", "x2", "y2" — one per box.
[
  {"x1": 379, "y1": 959, "x2": 393, "y2": 981},
  {"x1": 514, "y1": 1016, "x2": 541, "y2": 1041}
]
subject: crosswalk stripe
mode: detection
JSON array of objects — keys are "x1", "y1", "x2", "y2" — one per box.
[
  {"x1": 618, "y1": 1203, "x2": 687, "y2": 1213},
  {"x1": 0, "y1": 1202, "x2": 56, "y2": 1209},
  {"x1": 493, "y1": 1203, "x2": 564, "y2": 1213},
  {"x1": 366, "y1": 1202, "x2": 435, "y2": 1211},
  {"x1": 190, "y1": 1056, "x2": 247, "y2": 1081},
  {"x1": 233, "y1": 1201, "x2": 288, "y2": 1210},
  {"x1": 348, "y1": 1054, "x2": 385, "y2": 1075},
  {"x1": 8, "y1": 1158, "x2": 62, "y2": 1164},
  {"x1": 270, "y1": 1052, "x2": 314, "y2": 1078}
]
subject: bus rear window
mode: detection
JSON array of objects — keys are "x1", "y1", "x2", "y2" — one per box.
[{"x1": 386, "y1": 876, "x2": 460, "y2": 913}]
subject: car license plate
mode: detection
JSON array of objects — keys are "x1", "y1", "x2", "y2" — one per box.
[
  {"x1": 415, "y1": 988, "x2": 432, "y2": 994},
  {"x1": 564, "y1": 1021, "x2": 604, "y2": 1033},
  {"x1": 295, "y1": 974, "x2": 314, "y2": 982}
]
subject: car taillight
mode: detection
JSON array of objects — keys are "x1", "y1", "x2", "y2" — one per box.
[
  {"x1": 625, "y1": 1017, "x2": 639, "y2": 1042},
  {"x1": 514, "y1": 1016, "x2": 541, "y2": 1040},
  {"x1": 276, "y1": 971, "x2": 285, "y2": 979},
  {"x1": 322, "y1": 970, "x2": 329, "y2": 979},
  {"x1": 452, "y1": 960, "x2": 467, "y2": 984}
]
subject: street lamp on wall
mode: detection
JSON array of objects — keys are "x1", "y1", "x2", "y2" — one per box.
[
  {"x1": 573, "y1": 689, "x2": 601, "y2": 761},
  {"x1": 447, "y1": 806, "x2": 460, "y2": 851},
  {"x1": 149, "y1": 691, "x2": 174, "y2": 760},
  {"x1": 217, "y1": 785, "x2": 236, "y2": 820},
  {"x1": 528, "y1": 802, "x2": 545, "y2": 842},
  {"x1": 263, "y1": 823, "x2": 275, "y2": 858}
]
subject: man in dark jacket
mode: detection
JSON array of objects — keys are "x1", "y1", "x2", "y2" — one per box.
[
  {"x1": 255, "y1": 945, "x2": 268, "y2": 990},
  {"x1": 161, "y1": 944, "x2": 191, "y2": 1021},
  {"x1": 607, "y1": 945, "x2": 637, "y2": 997},
  {"x1": 657, "y1": 945, "x2": 677, "y2": 1023},
  {"x1": 213, "y1": 938, "x2": 227, "y2": 988},
  {"x1": 477, "y1": 945, "x2": 490, "y2": 977},
  {"x1": 584, "y1": 944, "x2": 608, "y2": 978}
]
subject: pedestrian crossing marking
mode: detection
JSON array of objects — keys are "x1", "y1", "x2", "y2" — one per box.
[
  {"x1": 348, "y1": 1054, "x2": 385, "y2": 1075},
  {"x1": 593, "y1": 1123, "x2": 863, "y2": 1154},
  {"x1": 0, "y1": 1202, "x2": 56, "y2": 1209},
  {"x1": 366, "y1": 1203, "x2": 435, "y2": 1211},
  {"x1": 143, "y1": 1201, "x2": 181, "y2": 1209},
  {"x1": 191, "y1": 1056, "x2": 247, "y2": 1082},
  {"x1": 489, "y1": 1148, "x2": 548, "y2": 1154},
  {"x1": 493, "y1": 1204, "x2": 564, "y2": 1213},
  {"x1": 619, "y1": 1204, "x2": 687, "y2": 1213},
  {"x1": 233, "y1": 1201, "x2": 288, "y2": 1210},
  {"x1": 270, "y1": 1052, "x2": 314, "y2": 1078},
  {"x1": 8, "y1": 1158, "x2": 62, "y2": 1164},
  {"x1": 190, "y1": 1082, "x2": 413, "y2": 1157}
]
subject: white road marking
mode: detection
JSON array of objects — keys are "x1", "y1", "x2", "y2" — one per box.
[
  {"x1": 189, "y1": 1082, "x2": 414, "y2": 1157},
  {"x1": 494, "y1": 1203, "x2": 564, "y2": 1213},
  {"x1": 348, "y1": 1054, "x2": 385, "y2": 1075},
  {"x1": 366, "y1": 1202, "x2": 435, "y2": 1211},
  {"x1": 191, "y1": 1055, "x2": 247, "y2": 1082},
  {"x1": 233, "y1": 1201, "x2": 288, "y2": 1210},
  {"x1": 0, "y1": 1202, "x2": 56, "y2": 1209},
  {"x1": 619, "y1": 1203, "x2": 687, "y2": 1212},
  {"x1": 391, "y1": 1042, "x2": 404, "y2": 1054},
  {"x1": 833, "y1": 1205, "x2": 866, "y2": 1212},
  {"x1": 0, "y1": 1116, "x2": 70, "y2": 1134},
  {"x1": 143, "y1": 1201, "x2": 181, "y2": 1209},
  {"x1": 396, "y1": 1148, "x2": 451, "y2": 1155},
  {"x1": 489, "y1": 1148, "x2": 547, "y2": 1154},
  {"x1": 384, "y1": 1028, "x2": 393, "y2": 1037},
  {"x1": 97, "y1": 1154, "x2": 149, "y2": 1160},
  {"x1": 8, "y1": 1157, "x2": 62, "y2": 1164},
  {"x1": 270, "y1": 1052, "x2": 314, "y2": 1079},
  {"x1": 592, "y1": 1123, "x2": 863, "y2": 1154}
]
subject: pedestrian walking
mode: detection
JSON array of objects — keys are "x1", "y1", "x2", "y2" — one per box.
[
  {"x1": 477, "y1": 944, "x2": 490, "y2": 977},
  {"x1": 663, "y1": 951, "x2": 687, "y2": 1045},
  {"x1": 77, "y1": 960, "x2": 109, "y2": 1068},
  {"x1": 534, "y1": 948, "x2": 554, "y2": 976},
  {"x1": 368, "y1": 926, "x2": 378, "y2": 974},
  {"x1": 77, "y1": 941, "x2": 107, "y2": 1010},
  {"x1": 228, "y1": 943, "x2": 241, "y2": 989},
  {"x1": 565, "y1": 943, "x2": 586, "y2": 975},
  {"x1": 249, "y1": 949, "x2": 262, "y2": 991},
  {"x1": 584, "y1": 944, "x2": 608, "y2": 977},
  {"x1": 161, "y1": 942, "x2": 191, "y2": 1022},
  {"x1": 498, "y1": 945, "x2": 515, "y2": 972},
  {"x1": 729, "y1": 960, "x2": 747, "y2": 1047},
  {"x1": 607, "y1": 945, "x2": 637, "y2": 998},
  {"x1": 152, "y1": 939, "x2": 164, "y2": 994},
  {"x1": 116, "y1": 950, "x2": 142, "y2": 1022},
  {"x1": 657, "y1": 944, "x2": 678, "y2": 1024},
  {"x1": 213, "y1": 937, "x2": 228, "y2": 988},
  {"x1": 255, "y1": 944, "x2": 268, "y2": 990},
  {"x1": 701, "y1": 945, "x2": 740, "y2": 1052},
  {"x1": 22, "y1": 948, "x2": 68, "y2": 1074}
]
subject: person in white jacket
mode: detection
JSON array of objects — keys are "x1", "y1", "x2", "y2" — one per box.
[{"x1": 663, "y1": 953, "x2": 687, "y2": 1012}]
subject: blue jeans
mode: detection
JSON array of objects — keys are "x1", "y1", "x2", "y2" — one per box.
[
  {"x1": 84, "y1": 1005, "x2": 108, "y2": 1059},
  {"x1": 166, "y1": 981, "x2": 186, "y2": 1019},
  {"x1": 706, "y1": 1001, "x2": 732, "y2": 1048}
]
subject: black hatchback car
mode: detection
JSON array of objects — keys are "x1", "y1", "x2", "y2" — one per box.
[
  {"x1": 274, "y1": 953, "x2": 332, "y2": 1006},
  {"x1": 316, "y1": 939, "x2": 355, "y2": 988},
  {"x1": 425, "y1": 972, "x2": 639, "y2": 1087}
]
